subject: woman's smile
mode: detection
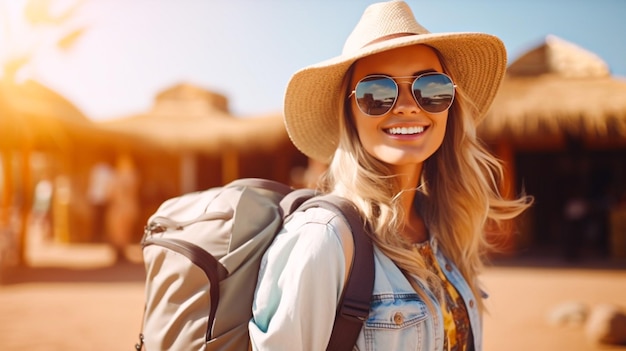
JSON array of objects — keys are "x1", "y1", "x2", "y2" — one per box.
[
  {"x1": 384, "y1": 125, "x2": 427, "y2": 136},
  {"x1": 350, "y1": 44, "x2": 449, "y2": 172}
]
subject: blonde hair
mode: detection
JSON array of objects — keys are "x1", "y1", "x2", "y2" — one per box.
[{"x1": 317, "y1": 59, "x2": 532, "y2": 313}]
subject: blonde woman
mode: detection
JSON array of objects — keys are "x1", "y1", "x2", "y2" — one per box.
[{"x1": 250, "y1": 1, "x2": 532, "y2": 350}]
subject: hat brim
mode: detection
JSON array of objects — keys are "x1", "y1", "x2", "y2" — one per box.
[{"x1": 284, "y1": 32, "x2": 507, "y2": 163}]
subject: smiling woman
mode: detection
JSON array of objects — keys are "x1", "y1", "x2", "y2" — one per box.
[{"x1": 249, "y1": 2, "x2": 533, "y2": 350}]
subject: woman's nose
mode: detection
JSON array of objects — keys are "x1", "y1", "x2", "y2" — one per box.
[{"x1": 391, "y1": 83, "x2": 420, "y2": 115}]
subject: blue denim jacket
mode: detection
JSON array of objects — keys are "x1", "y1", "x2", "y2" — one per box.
[{"x1": 249, "y1": 207, "x2": 483, "y2": 351}]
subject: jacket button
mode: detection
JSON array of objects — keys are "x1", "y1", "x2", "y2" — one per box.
[
  {"x1": 445, "y1": 263, "x2": 453, "y2": 272},
  {"x1": 469, "y1": 300, "x2": 475, "y2": 308},
  {"x1": 393, "y1": 312, "x2": 404, "y2": 325}
]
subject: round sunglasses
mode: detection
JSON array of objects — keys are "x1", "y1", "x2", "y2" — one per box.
[{"x1": 349, "y1": 72, "x2": 456, "y2": 116}]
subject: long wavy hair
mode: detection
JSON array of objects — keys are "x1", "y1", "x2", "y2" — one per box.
[{"x1": 317, "y1": 52, "x2": 533, "y2": 312}]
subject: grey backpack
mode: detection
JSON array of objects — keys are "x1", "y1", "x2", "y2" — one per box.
[{"x1": 136, "y1": 178, "x2": 374, "y2": 351}]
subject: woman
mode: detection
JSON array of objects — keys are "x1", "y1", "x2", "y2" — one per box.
[{"x1": 250, "y1": 1, "x2": 532, "y2": 350}]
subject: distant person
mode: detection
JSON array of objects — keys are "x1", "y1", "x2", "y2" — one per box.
[
  {"x1": 562, "y1": 186, "x2": 590, "y2": 261},
  {"x1": 249, "y1": 1, "x2": 532, "y2": 350},
  {"x1": 105, "y1": 155, "x2": 140, "y2": 263},
  {"x1": 31, "y1": 178, "x2": 53, "y2": 242},
  {"x1": 88, "y1": 162, "x2": 114, "y2": 242}
]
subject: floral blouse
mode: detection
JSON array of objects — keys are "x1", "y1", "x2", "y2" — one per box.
[{"x1": 414, "y1": 241, "x2": 474, "y2": 351}]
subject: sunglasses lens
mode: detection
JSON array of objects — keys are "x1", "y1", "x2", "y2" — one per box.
[
  {"x1": 354, "y1": 76, "x2": 397, "y2": 116},
  {"x1": 413, "y1": 73, "x2": 455, "y2": 113}
]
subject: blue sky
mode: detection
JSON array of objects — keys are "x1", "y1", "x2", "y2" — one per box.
[{"x1": 2, "y1": 0, "x2": 625, "y2": 120}]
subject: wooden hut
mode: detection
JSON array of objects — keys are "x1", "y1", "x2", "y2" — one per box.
[
  {"x1": 0, "y1": 77, "x2": 165, "y2": 266},
  {"x1": 480, "y1": 35, "x2": 626, "y2": 259},
  {"x1": 97, "y1": 83, "x2": 308, "y2": 228}
]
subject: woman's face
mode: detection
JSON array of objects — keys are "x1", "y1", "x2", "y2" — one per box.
[{"x1": 349, "y1": 44, "x2": 450, "y2": 174}]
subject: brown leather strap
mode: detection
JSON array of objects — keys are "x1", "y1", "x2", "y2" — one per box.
[{"x1": 297, "y1": 195, "x2": 374, "y2": 351}]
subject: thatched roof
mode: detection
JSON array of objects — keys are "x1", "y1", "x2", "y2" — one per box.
[
  {"x1": 98, "y1": 83, "x2": 290, "y2": 154},
  {"x1": 0, "y1": 78, "x2": 90, "y2": 149},
  {"x1": 480, "y1": 35, "x2": 626, "y2": 142},
  {"x1": 0, "y1": 78, "x2": 161, "y2": 153},
  {"x1": 506, "y1": 35, "x2": 609, "y2": 78}
]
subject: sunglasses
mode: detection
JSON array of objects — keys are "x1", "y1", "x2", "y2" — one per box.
[{"x1": 349, "y1": 72, "x2": 456, "y2": 116}]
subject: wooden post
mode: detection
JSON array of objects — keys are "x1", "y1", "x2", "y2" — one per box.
[
  {"x1": 221, "y1": 149, "x2": 239, "y2": 185},
  {"x1": 180, "y1": 152, "x2": 197, "y2": 193},
  {"x1": 18, "y1": 146, "x2": 33, "y2": 265},
  {"x1": 0, "y1": 148, "x2": 12, "y2": 230}
]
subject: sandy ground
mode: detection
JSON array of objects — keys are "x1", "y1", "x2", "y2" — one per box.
[
  {"x1": 0, "y1": 240, "x2": 625, "y2": 351},
  {"x1": 482, "y1": 265, "x2": 626, "y2": 351}
]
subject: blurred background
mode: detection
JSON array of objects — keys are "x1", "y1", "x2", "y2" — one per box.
[{"x1": 0, "y1": 1, "x2": 625, "y2": 350}]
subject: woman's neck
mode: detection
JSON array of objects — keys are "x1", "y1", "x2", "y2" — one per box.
[{"x1": 394, "y1": 165, "x2": 428, "y2": 244}]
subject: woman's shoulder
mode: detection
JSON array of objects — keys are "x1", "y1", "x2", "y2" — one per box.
[
  {"x1": 285, "y1": 206, "x2": 350, "y2": 231},
  {"x1": 277, "y1": 206, "x2": 355, "y2": 256}
]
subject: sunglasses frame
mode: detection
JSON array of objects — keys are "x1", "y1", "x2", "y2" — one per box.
[{"x1": 349, "y1": 72, "x2": 457, "y2": 116}]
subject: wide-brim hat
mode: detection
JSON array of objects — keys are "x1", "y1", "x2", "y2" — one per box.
[{"x1": 284, "y1": 0, "x2": 507, "y2": 163}]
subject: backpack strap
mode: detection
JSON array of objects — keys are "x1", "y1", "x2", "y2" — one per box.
[
  {"x1": 297, "y1": 195, "x2": 374, "y2": 351},
  {"x1": 227, "y1": 178, "x2": 293, "y2": 196},
  {"x1": 279, "y1": 188, "x2": 318, "y2": 216}
]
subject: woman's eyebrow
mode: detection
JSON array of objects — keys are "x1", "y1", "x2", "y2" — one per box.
[
  {"x1": 358, "y1": 68, "x2": 438, "y2": 79},
  {"x1": 412, "y1": 68, "x2": 437, "y2": 76},
  {"x1": 369, "y1": 68, "x2": 438, "y2": 77}
]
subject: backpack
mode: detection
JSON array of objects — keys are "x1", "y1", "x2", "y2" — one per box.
[{"x1": 136, "y1": 178, "x2": 374, "y2": 351}]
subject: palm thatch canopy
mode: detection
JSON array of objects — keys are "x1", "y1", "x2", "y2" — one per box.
[
  {"x1": 98, "y1": 83, "x2": 290, "y2": 154},
  {"x1": 480, "y1": 35, "x2": 626, "y2": 143},
  {"x1": 0, "y1": 78, "x2": 152, "y2": 152}
]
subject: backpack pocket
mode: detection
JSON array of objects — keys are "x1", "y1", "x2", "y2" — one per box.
[{"x1": 141, "y1": 240, "x2": 223, "y2": 351}]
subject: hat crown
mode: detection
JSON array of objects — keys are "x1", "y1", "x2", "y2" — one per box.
[{"x1": 343, "y1": 1, "x2": 430, "y2": 54}]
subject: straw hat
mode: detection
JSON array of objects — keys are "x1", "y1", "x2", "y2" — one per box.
[{"x1": 284, "y1": 0, "x2": 507, "y2": 163}]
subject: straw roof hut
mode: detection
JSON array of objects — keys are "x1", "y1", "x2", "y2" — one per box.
[
  {"x1": 480, "y1": 35, "x2": 626, "y2": 147},
  {"x1": 478, "y1": 36, "x2": 626, "y2": 259},
  {"x1": 0, "y1": 78, "x2": 150, "y2": 152},
  {"x1": 98, "y1": 83, "x2": 288, "y2": 154},
  {"x1": 0, "y1": 78, "x2": 91, "y2": 150},
  {"x1": 0, "y1": 78, "x2": 167, "y2": 263},
  {"x1": 97, "y1": 83, "x2": 304, "y2": 193}
]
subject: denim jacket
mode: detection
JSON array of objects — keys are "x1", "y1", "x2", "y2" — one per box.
[{"x1": 249, "y1": 207, "x2": 483, "y2": 351}]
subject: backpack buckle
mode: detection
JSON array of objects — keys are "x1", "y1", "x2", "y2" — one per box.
[{"x1": 339, "y1": 297, "x2": 370, "y2": 322}]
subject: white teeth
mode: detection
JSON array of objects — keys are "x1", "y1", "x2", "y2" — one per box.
[{"x1": 386, "y1": 126, "x2": 425, "y2": 135}]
